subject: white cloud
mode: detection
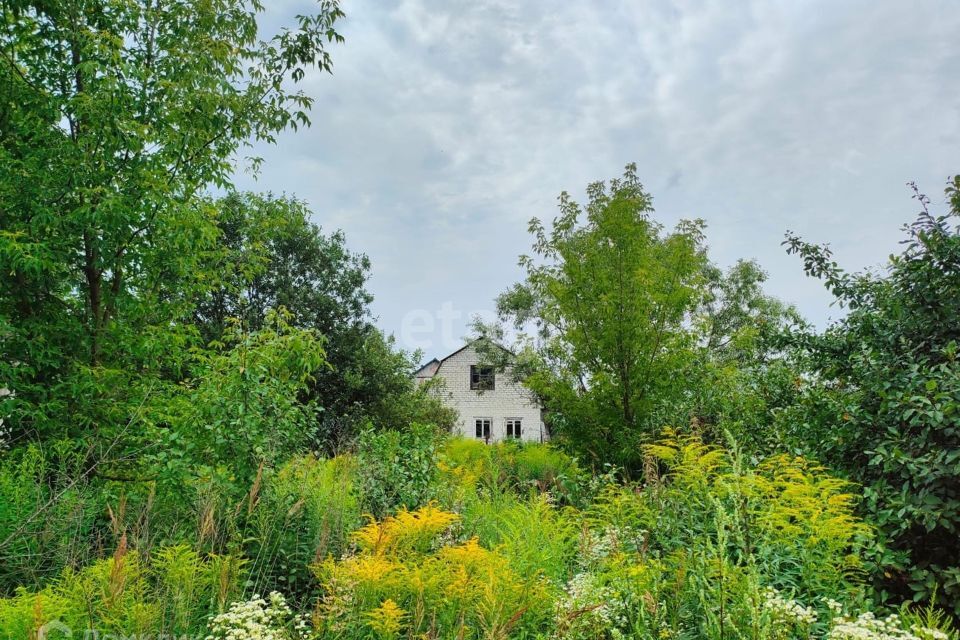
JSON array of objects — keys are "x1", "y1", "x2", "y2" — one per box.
[{"x1": 236, "y1": 0, "x2": 960, "y2": 355}]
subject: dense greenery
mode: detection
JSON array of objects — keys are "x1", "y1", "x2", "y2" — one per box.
[
  {"x1": 192, "y1": 191, "x2": 455, "y2": 447},
  {"x1": 5, "y1": 430, "x2": 943, "y2": 640},
  {"x1": 778, "y1": 179, "x2": 960, "y2": 613},
  {"x1": 1, "y1": 0, "x2": 344, "y2": 444},
  {"x1": 479, "y1": 165, "x2": 800, "y2": 467},
  {"x1": 1, "y1": 0, "x2": 958, "y2": 637}
]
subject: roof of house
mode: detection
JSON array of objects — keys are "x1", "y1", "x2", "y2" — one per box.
[
  {"x1": 413, "y1": 358, "x2": 440, "y2": 378},
  {"x1": 413, "y1": 338, "x2": 512, "y2": 379}
]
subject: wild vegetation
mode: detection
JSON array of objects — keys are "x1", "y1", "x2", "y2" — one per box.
[{"x1": 1, "y1": 1, "x2": 958, "y2": 638}]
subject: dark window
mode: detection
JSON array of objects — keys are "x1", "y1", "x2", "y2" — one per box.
[
  {"x1": 506, "y1": 418, "x2": 522, "y2": 439},
  {"x1": 475, "y1": 418, "x2": 491, "y2": 441},
  {"x1": 470, "y1": 365, "x2": 495, "y2": 391}
]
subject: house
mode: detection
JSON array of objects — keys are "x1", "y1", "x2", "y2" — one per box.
[{"x1": 414, "y1": 339, "x2": 546, "y2": 443}]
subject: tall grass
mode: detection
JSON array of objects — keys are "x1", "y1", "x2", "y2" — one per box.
[
  {"x1": 0, "y1": 441, "x2": 105, "y2": 593},
  {"x1": 245, "y1": 454, "x2": 361, "y2": 600},
  {"x1": 0, "y1": 430, "x2": 955, "y2": 640}
]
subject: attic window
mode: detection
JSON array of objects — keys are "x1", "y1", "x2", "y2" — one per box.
[{"x1": 470, "y1": 365, "x2": 495, "y2": 391}]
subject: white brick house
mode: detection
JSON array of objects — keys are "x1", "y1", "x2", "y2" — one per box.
[{"x1": 414, "y1": 340, "x2": 546, "y2": 443}]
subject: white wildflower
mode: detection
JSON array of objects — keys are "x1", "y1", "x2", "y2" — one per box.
[
  {"x1": 828, "y1": 611, "x2": 949, "y2": 640},
  {"x1": 762, "y1": 587, "x2": 818, "y2": 626},
  {"x1": 207, "y1": 591, "x2": 309, "y2": 640}
]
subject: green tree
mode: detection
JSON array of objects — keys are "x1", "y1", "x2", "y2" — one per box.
[
  {"x1": 490, "y1": 164, "x2": 709, "y2": 466},
  {"x1": 780, "y1": 177, "x2": 960, "y2": 613},
  {"x1": 0, "y1": 0, "x2": 344, "y2": 443},
  {"x1": 192, "y1": 192, "x2": 455, "y2": 446},
  {"x1": 698, "y1": 259, "x2": 803, "y2": 366},
  {"x1": 667, "y1": 260, "x2": 805, "y2": 454},
  {"x1": 157, "y1": 310, "x2": 328, "y2": 491},
  {"x1": 193, "y1": 192, "x2": 372, "y2": 346}
]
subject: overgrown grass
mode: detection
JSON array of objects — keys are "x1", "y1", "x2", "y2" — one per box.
[{"x1": 0, "y1": 429, "x2": 955, "y2": 640}]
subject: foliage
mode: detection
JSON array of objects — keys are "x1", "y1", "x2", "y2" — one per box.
[
  {"x1": 0, "y1": 543, "x2": 244, "y2": 639},
  {"x1": 314, "y1": 330, "x2": 457, "y2": 448},
  {"x1": 484, "y1": 164, "x2": 795, "y2": 469},
  {"x1": 645, "y1": 431, "x2": 869, "y2": 600},
  {"x1": 671, "y1": 260, "x2": 806, "y2": 454},
  {"x1": 193, "y1": 192, "x2": 372, "y2": 347},
  {"x1": 154, "y1": 309, "x2": 327, "y2": 492},
  {"x1": 438, "y1": 437, "x2": 585, "y2": 506},
  {"x1": 697, "y1": 259, "x2": 804, "y2": 366},
  {"x1": 0, "y1": 440, "x2": 105, "y2": 592},
  {"x1": 245, "y1": 454, "x2": 362, "y2": 603},
  {"x1": 491, "y1": 164, "x2": 709, "y2": 466},
  {"x1": 559, "y1": 430, "x2": 871, "y2": 640},
  {"x1": 191, "y1": 192, "x2": 455, "y2": 446},
  {"x1": 2, "y1": 428, "x2": 954, "y2": 640},
  {"x1": 206, "y1": 591, "x2": 310, "y2": 640},
  {"x1": 460, "y1": 493, "x2": 579, "y2": 585},
  {"x1": 355, "y1": 424, "x2": 445, "y2": 518},
  {"x1": 0, "y1": 0, "x2": 344, "y2": 445},
  {"x1": 780, "y1": 178, "x2": 960, "y2": 612},
  {"x1": 312, "y1": 504, "x2": 555, "y2": 639}
]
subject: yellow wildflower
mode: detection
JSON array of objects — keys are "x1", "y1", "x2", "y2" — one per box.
[
  {"x1": 339, "y1": 554, "x2": 401, "y2": 585},
  {"x1": 366, "y1": 599, "x2": 406, "y2": 639},
  {"x1": 353, "y1": 504, "x2": 459, "y2": 555}
]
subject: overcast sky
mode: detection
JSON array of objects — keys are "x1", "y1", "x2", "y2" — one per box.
[{"x1": 235, "y1": 0, "x2": 960, "y2": 359}]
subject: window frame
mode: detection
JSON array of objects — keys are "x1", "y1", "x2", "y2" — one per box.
[
  {"x1": 474, "y1": 417, "x2": 492, "y2": 441},
  {"x1": 469, "y1": 365, "x2": 495, "y2": 391},
  {"x1": 505, "y1": 417, "x2": 522, "y2": 439}
]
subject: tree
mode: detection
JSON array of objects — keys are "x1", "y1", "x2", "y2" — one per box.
[
  {"x1": 193, "y1": 192, "x2": 456, "y2": 447},
  {"x1": 697, "y1": 259, "x2": 804, "y2": 366},
  {"x1": 661, "y1": 260, "x2": 807, "y2": 454},
  {"x1": 780, "y1": 177, "x2": 960, "y2": 613},
  {"x1": 0, "y1": 0, "x2": 344, "y2": 443},
  {"x1": 156, "y1": 310, "x2": 328, "y2": 492},
  {"x1": 193, "y1": 192, "x2": 372, "y2": 346},
  {"x1": 488, "y1": 164, "x2": 710, "y2": 465}
]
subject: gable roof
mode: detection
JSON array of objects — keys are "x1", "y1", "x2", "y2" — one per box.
[
  {"x1": 429, "y1": 338, "x2": 513, "y2": 373},
  {"x1": 413, "y1": 358, "x2": 440, "y2": 378}
]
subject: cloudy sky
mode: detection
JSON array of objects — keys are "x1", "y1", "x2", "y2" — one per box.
[{"x1": 237, "y1": 0, "x2": 960, "y2": 358}]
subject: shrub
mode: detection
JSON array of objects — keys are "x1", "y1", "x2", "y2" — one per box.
[
  {"x1": 437, "y1": 437, "x2": 494, "y2": 501},
  {"x1": 438, "y1": 437, "x2": 585, "y2": 506},
  {"x1": 0, "y1": 441, "x2": 105, "y2": 593},
  {"x1": 780, "y1": 178, "x2": 960, "y2": 611},
  {"x1": 564, "y1": 430, "x2": 872, "y2": 640},
  {"x1": 497, "y1": 441, "x2": 585, "y2": 503},
  {"x1": 355, "y1": 423, "x2": 444, "y2": 517},
  {"x1": 152, "y1": 310, "x2": 327, "y2": 496},
  {"x1": 459, "y1": 493, "x2": 579, "y2": 585},
  {"x1": 311, "y1": 504, "x2": 554, "y2": 639}
]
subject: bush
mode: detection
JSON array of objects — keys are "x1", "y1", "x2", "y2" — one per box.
[
  {"x1": 781, "y1": 179, "x2": 960, "y2": 611},
  {"x1": 497, "y1": 441, "x2": 585, "y2": 502},
  {"x1": 563, "y1": 430, "x2": 872, "y2": 640},
  {"x1": 0, "y1": 441, "x2": 106, "y2": 594},
  {"x1": 355, "y1": 424, "x2": 444, "y2": 517},
  {"x1": 311, "y1": 504, "x2": 554, "y2": 639},
  {"x1": 459, "y1": 493, "x2": 578, "y2": 585},
  {"x1": 438, "y1": 437, "x2": 585, "y2": 506}
]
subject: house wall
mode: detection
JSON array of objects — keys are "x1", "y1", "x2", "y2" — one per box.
[{"x1": 433, "y1": 344, "x2": 545, "y2": 443}]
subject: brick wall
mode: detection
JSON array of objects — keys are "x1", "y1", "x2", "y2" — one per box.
[{"x1": 432, "y1": 344, "x2": 545, "y2": 443}]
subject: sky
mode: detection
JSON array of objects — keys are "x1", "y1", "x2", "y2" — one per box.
[{"x1": 235, "y1": 0, "x2": 960, "y2": 359}]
